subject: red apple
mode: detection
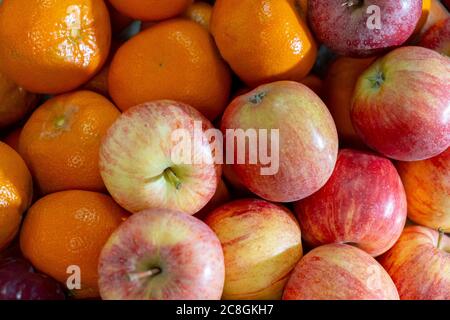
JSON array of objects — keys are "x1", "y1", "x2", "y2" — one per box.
[
  {"x1": 221, "y1": 81, "x2": 338, "y2": 203},
  {"x1": 99, "y1": 100, "x2": 221, "y2": 214},
  {"x1": 194, "y1": 179, "x2": 231, "y2": 220},
  {"x1": 295, "y1": 149, "x2": 407, "y2": 257},
  {"x1": 324, "y1": 56, "x2": 376, "y2": 147},
  {"x1": 397, "y1": 148, "x2": 450, "y2": 230},
  {"x1": 205, "y1": 199, "x2": 302, "y2": 300},
  {"x1": 283, "y1": 244, "x2": 399, "y2": 300},
  {"x1": 98, "y1": 209, "x2": 225, "y2": 300},
  {"x1": 351, "y1": 46, "x2": 450, "y2": 161},
  {"x1": 419, "y1": 17, "x2": 450, "y2": 56},
  {"x1": 308, "y1": 0, "x2": 422, "y2": 57},
  {"x1": 379, "y1": 226, "x2": 450, "y2": 300}
]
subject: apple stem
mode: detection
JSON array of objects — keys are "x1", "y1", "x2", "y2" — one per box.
[
  {"x1": 341, "y1": 0, "x2": 361, "y2": 8},
  {"x1": 437, "y1": 228, "x2": 444, "y2": 250},
  {"x1": 164, "y1": 168, "x2": 182, "y2": 190},
  {"x1": 128, "y1": 268, "x2": 161, "y2": 282}
]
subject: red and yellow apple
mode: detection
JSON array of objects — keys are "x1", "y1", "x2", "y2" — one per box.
[
  {"x1": 351, "y1": 46, "x2": 450, "y2": 161},
  {"x1": 397, "y1": 148, "x2": 450, "y2": 230},
  {"x1": 283, "y1": 244, "x2": 399, "y2": 300},
  {"x1": 295, "y1": 149, "x2": 407, "y2": 257},
  {"x1": 98, "y1": 209, "x2": 225, "y2": 300},
  {"x1": 221, "y1": 81, "x2": 338, "y2": 203},
  {"x1": 379, "y1": 226, "x2": 450, "y2": 300},
  {"x1": 99, "y1": 100, "x2": 221, "y2": 214},
  {"x1": 194, "y1": 179, "x2": 231, "y2": 220},
  {"x1": 324, "y1": 56, "x2": 375, "y2": 147},
  {"x1": 205, "y1": 199, "x2": 302, "y2": 300}
]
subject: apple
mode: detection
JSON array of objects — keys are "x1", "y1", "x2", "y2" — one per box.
[
  {"x1": 99, "y1": 100, "x2": 221, "y2": 215},
  {"x1": 205, "y1": 199, "x2": 302, "y2": 300},
  {"x1": 351, "y1": 46, "x2": 450, "y2": 161},
  {"x1": 379, "y1": 226, "x2": 450, "y2": 300},
  {"x1": 98, "y1": 209, "x2": 225, "y2": 300},
  {"x1": 419, "y1": 17, "x2": 450, "y2": 56},
  {"x1": 295, "y1": 149, "x2": 407, "y2": 257},
  {"x1": 194, "y1": 179, "x2": 231, "y2": 220},
  {"x1": 397, "y1": 148, "x2": 450, "y2": 230},
  {"x1": 283, "y1": 244, "x2": 399, "y2": 300},
  {"x1": 419, "y1": 0, "x2": 450, "y2": 36},
  {"x1": 221, "y1": 81, "x2": 338, "y2": 203},
  {"x1": 308, "y1": 0, "x2": 422, "y2": 57},
  {"x1": 324, "y1": 56, "x2": 376, "y2": 147}
]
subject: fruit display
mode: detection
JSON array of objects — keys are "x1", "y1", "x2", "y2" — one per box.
[{"x1": 0, "y1": 0, "x2": 448, "y2": 302}]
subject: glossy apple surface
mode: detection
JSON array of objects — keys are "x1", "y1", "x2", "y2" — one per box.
[
  {"x1": 379, "y1": 226, "x2": 450, "y2": 300},
  {"x1": 205, "y1": 199, "x2": 302, "y2": 300},
  {"x1": 419, "y1": 17, "x2": 450, "y2": 56},
  {"x1": 351, "y1": 46, "x2": 450, "y2": 161},
  {"x1": 98, "y1": 209, "x2": 225, "y2": 300},
  {"x1": 221, "y1": 81, "x2": 338, "y2": 202},
  {"x1": 295, "y1": 149, "x2": 407, "y2": 257},
  {"x1": 283, "y1": 244, "x2": 399, "y2": 300},
  {"x1": 308, "y1": 0, "x2": 422, "y2": 57},
  {"x1": 99, "y1": 100, "x2": 221, "y2": 214}
]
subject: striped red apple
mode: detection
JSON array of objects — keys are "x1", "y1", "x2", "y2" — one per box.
[
  {"x1": 295, "y1": 149, "x2": 407, "y2": 257},
  {"x1": 351, "y1": 46, "x2": 450, "y2": 161},
  {"x1": 283, "y1": 244, "x2": 399, "y2": 300},
  {"x1": 379, "y1": 226, "x2": 450, "y2": 300}
]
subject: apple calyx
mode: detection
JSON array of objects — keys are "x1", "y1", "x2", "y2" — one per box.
[
  {"x1": 368, "y1": 70, "x2": 385, "y2": 89},
  {"x1": 128, "y1": 267, "x2": 162, "y2": 282},
  {"x1": 164, "y1": 168, "x2": 182, "y2": 190},
  {"x1": 248, "y1": 91, "x2": 266, "y2": 105}
]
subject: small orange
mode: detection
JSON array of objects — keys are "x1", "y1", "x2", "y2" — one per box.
[
  {"x1": 109, "y1": 19, "x2": 231, "y2": 121},
  {"x1": 0, "y1": 0, "x2": 111, "y2": 94},
  {"x1": 211, "y1": 0, "x2": 317, "y2": 87},
  {"x1": 20, "y1": 190, "x2": 128, "y2": 299},
  {"x1": 19, "y1": 91, "x2": 120, "y2": 195},
  {"x1": 109, "y1": 0, "x2": 193, "y2": 21},
  {"x1": 0, "y1": 72, "x2": 38, "y2": 129},
  {"x1": 183, "y1": 1, "x2": 213, "y2": 30},
  {"x1": 0, "y1": 141, "x2": 33, "y2": 250}
]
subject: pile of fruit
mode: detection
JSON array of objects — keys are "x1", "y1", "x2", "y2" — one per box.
[{"x1": 0, "y1": 0, "x2": 449, "y2": 300}]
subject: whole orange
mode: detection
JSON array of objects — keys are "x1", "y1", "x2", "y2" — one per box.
[
  {"x1": 0, "y1": 72, "x2": 38, "y2": 129},
  {"x1": 0, "y1": 141, "x2": 33, "y2": 250},
  {"x1": 109, "y1": 0, "x2": 193, "y2": 21},
  {"x1": 0, "y1": 0, "x2": 111, "y2": 94},
  {"x1": 324, "y1": 57, "x2": 376, "y2": 148},
  {"x1": 19, "y1": 91, "x2": 120, "y2": 195},
  {"x1": 109, "y1": 19, "x2": 231, "y2": 121},
  {"x1": 20, "y1": 190, "x2": 128, "y2": 299},
  {"x1": 211, "y1": 0, "x2": 317, "y2": 87},
  {"x1": 183, "y1": 1, "x2": 213, "y2": 30}
]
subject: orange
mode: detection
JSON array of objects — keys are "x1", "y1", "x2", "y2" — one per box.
[
  {"x1": 2, "y1": 127, "x2": 22, "y2": 152},
  {"x1": 0, "y1": 0, "x2": 111, "y2": 94},
  {"x1": 0, "y1": 72, "x2": 38, "y2": 129},
  {"x1": 19, "y1": 91, "x2": 120, "y2": 195},
  {"x1": 183, "y1": 1, "x2": 213, "y2": 30},
  {"x1": 0, "y1": 141, "x2": 33, "y2": 250},
  {"x1": 211, "y1": 0, "x2": 317, "y2": 87},
  {"x1": 20, "y1": 190, "x2": 128, "y2": 299},
  {"x1": 109, "y1": 0, "x2": 193, "y2": 21},
  {"x1": 109, "y1": 19, "x2": 231, "y2": 121}
]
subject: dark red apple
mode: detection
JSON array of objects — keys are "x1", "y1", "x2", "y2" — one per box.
[
  {"x1": 351, "y1": 46, "x2": 450, "y2": 161},
  {"x1": 419, "y1": 17, "x2": 450, "y2": 56},
  {"x1": 308, "y1": 0, "x2": 422, "y2": 57},
  {"x1": 295, "y1": 149, "x2": 407, "y2": 257}
]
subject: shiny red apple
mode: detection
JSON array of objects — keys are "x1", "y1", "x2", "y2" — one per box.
[
  {"x1": 308, "y1": 0, "x2": 422, "y2": 57},
  {"x1": 295, "y1": 149, "x2": 407, "y2": 257},
  {"x1": 351, "y1": 46, "x2": 450, "y2": 161}
]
